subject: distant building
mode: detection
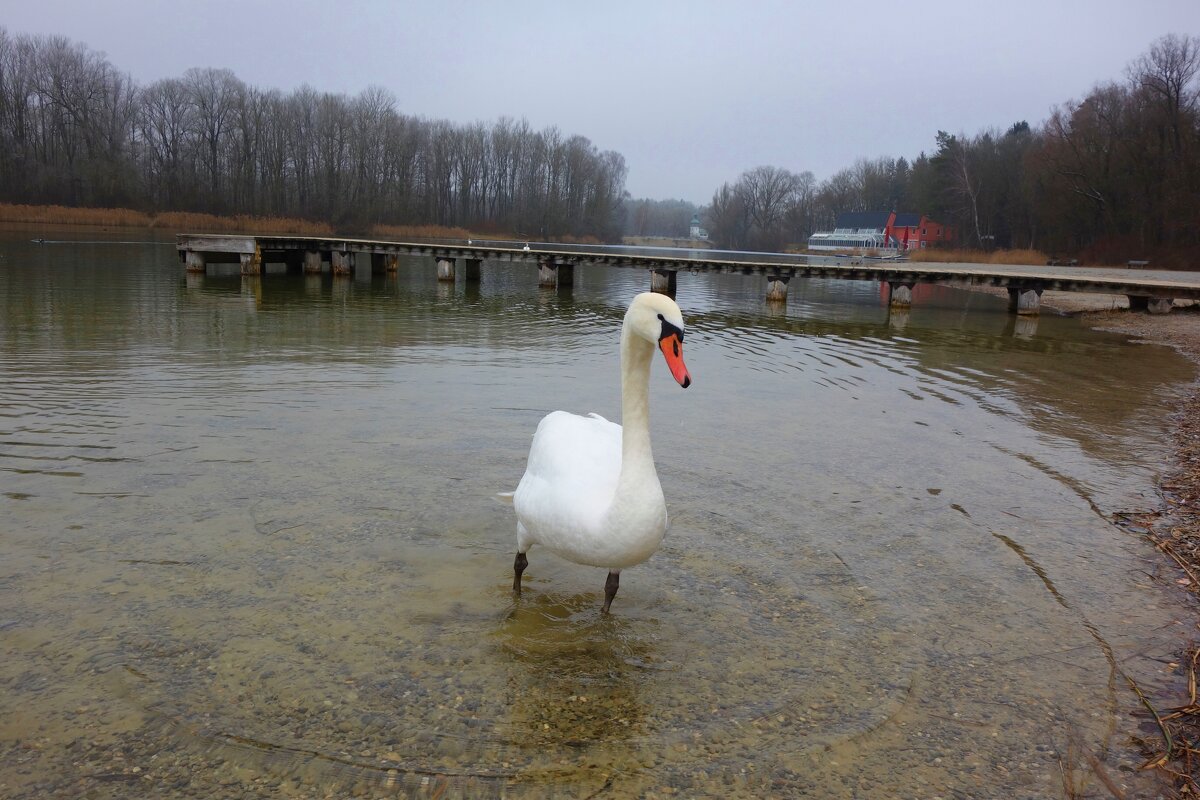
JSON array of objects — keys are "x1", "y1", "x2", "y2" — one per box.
[
  {"x1": 807, "y1": 211, "x2": 953, "y2": 252},
  {"x1": 888, "y1": 213, "x2": 953, "y2": 250},
  {"x1": 689, "y1": 214, "x2": 709, "y2": 240}
]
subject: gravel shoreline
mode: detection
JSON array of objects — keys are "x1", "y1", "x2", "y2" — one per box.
[
  {"x1": 1089, "y1": 305, "x2": 1200, "y2": 795},
  {"x1": 964, "y1": 285, "x2": 1200, "y2": 792}
]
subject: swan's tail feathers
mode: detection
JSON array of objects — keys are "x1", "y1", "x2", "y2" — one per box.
[
  {"x1": 587, "y1": 412, "x2": 609, "y2": 422},
  {"x1": 495, "y1": 491, "x2": 515, "y2": 505}
]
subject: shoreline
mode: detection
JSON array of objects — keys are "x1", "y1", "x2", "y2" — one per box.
[
  {"x1": 962, "y1": 283, "x2": 1200, "y2": 792},
  {"x1": 1090, "y1": 306, "x2": 1200, "y2": 795}
]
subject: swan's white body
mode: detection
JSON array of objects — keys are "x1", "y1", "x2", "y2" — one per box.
[
  {"x1": 514, "y1": 409, "x2": 666, "y2": 568},
  {"x1": 507, "y1": 293, "x2": 690, "y2": 595}
]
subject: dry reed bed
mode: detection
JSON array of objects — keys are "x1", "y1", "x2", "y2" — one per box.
[
  {"x1": 369, "y1": 224, "x2": 475, "y2": 240},
  {"x1": 907, "y1": 248, "x2": 1050, "y2": 265},
  {"x1": 155, "y1": 212, "x2": 333, "y2": 236},
  {"x1": 368, "y1": 226, "x2": 600, "y2": 245},
  {"x1": 0, "y1": 203, "x2": 154, "y2": 228},
  {"x1": 0, "y1": 203, "x2": 334, "y2": 235},
  {"x1": 0, "y1": 204, "x2": 602, "y2": 244}
]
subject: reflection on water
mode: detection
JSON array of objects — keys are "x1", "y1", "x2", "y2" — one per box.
[{"x1": 0, "y1": 232, "x2": 1196, "y2": 798}]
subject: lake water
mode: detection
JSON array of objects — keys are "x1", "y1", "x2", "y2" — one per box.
[{"x1": 1, "y1": 232, "x2": 1196, "y2": 798}]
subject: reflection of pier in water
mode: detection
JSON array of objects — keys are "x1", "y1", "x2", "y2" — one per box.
[{"x1": 178, "y1": 233, "x2": 1200, "y2": 316}]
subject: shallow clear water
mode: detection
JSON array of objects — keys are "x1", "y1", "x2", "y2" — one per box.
[{"x1": 0, "y1": 232, "x2": 1196, "y2": 798}]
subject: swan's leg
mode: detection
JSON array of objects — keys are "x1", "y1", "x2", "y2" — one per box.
[
  {"x1": 601, "y1": 570, "x2": 620, "y2": 613},
  {"x1": 513, "y1": 552, "x2": 528, "y2": 594}
]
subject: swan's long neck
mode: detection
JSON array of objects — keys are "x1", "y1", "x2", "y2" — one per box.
[{"x1": 617, "y1": 323, "x2": 658, "y2": 486}]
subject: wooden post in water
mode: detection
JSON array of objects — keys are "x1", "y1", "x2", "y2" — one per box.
[
  {"x1": 303, "y1": 250, "x2": 321, "y2": 274},
  {"x1": 464, "y1": 258, "x2": 482, "y2": 282},
  {"x1": 239, "y1": 245, "x2": 262, "y2": 276},
  {"x1": 556, "y1": 263, "x2": 574, "y2": 287},
  {"x1": 1129, "y1": 295, "x2": 1174, "y2": 314},
  {"x1": 766, "y1": 274, "x2": 790, "y2": 302},
  {"x1": 437, "y1": 258, "x2": 456, "y2": 282},
  {"x1": 332, "y1": 250, "x2": 351, "y2": 276},
  {"x1": 185, "y1": 251, "x2": 206, "y2": 273},
  {"x1": 371, "y1": 253, "x2": 400, "y2": 275},
  {"x1": 888, "y1": 281, "x2": 913, "y2": 308},
  {"x1": 650, "y1": 268, "x2": 677, "y2": 297},
  {"x1": 1007, "y1": 286, "x2": 1042, "y2": 316}
]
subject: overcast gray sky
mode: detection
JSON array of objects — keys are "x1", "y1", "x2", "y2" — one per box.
[{"x1": 5, "y1": 0, "x2": 1198, "y2": 202}]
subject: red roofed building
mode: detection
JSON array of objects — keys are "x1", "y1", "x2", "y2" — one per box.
[
  {"x1": 886, "y1": 213, "x2": 954, "y2": 250},
  {"x1": 809, "y1": 212, "x2": 955, "y2": 252}
]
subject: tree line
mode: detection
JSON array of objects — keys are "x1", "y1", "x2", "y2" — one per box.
[
  {"x1": 2, "y1": 27, "x2": 1197, "y2": 262},
  {"x1": 0, "y1": 27, "x2": 628, "y2": 239},
  {"x1": 702, "y1": 34, "x2": 1200, "y2": 265}
]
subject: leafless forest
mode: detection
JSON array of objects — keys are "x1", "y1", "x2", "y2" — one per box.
[
  {"x1": 700, "y1": 34, "x2": 1200, "y2": 265},
  {"x1": 1, "y1": 27, "x2": 1197, "y2": 264},
  {"x1": 0, "y1": 28, "x2": 628, "y2": 240}
]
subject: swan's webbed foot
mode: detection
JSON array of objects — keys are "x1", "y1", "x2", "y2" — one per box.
[
  {"x1": 513, "y1": 552, "x2": 528, "y2": 594},
  {"x1": 601, "y1": 570, "x2": 620, "y2": 614}
]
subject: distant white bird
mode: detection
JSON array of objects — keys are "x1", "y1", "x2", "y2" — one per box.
[
  {"x1": 500, "y1": 292, "x2": 692, "y2": 612},
  {"x1": 522, "y1": 243, "x2": 531, "y2": 251}
]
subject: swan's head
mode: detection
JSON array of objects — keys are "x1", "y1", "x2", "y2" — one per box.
[{"x1": 626, "y1": 292, "x2": 691, "y2": 388}]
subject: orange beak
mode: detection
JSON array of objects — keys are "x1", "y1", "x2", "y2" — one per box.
[{"x1": 659, "y1": 333, "x2": 691, "y2": 388}]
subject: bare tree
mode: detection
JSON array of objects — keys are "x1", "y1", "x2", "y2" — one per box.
[
  {"x1": 706, "y1": 181, "x2": 750, "y2": 249},
  {"x1": 1129, "y1": 33, "x2": 1200, "y2": 156},
  {"x1": 737, "y1": 165, "x2": 799, "y2": 249},
  {"x1": 139, "y1": 78, "x2": 194, "y2": 207},
  {"x1": 182, "y1": 67, "x2": 244, "y2": 211}
]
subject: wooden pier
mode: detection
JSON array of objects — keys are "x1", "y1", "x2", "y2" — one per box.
[{"x1": 177, "y1": 234, "x2": 1200, "y2": 316}]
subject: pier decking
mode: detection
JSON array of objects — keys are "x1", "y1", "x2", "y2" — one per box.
[{"x1": 177, "y1": 234, "x2": 1200, "y2": 316}]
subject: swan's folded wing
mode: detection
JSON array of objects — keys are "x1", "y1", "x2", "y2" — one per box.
[{"x1": 515, "y1": 410, "x2": 622, "y2": 529}]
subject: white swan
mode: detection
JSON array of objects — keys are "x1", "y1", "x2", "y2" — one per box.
[{"x1": 502, "y1": 292, "x2": 691, "y2": 612}]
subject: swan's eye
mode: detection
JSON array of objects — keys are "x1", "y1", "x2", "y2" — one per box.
[{"x1": 658, "y1": 319, "x2": 684, "y2": 342}]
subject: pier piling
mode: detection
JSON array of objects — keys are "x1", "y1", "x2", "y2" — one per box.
[
  {"x1": 239, "y1": 246, "x2": 262, "y2": 276},
  {"x1": 556, "y1": 263, "x2": 573, "y2": 287},
  {"x1": 303, "y1": 250, "x2": 321, "y2": 274},
  {"x1": 766, "y1": 275, "x2": 790, "y2": 302},
  {"x1": 1008, "y1": 286, "x2": 1043, "y2": 316},
  {"x1": 651, "y1": 268, "x2": 678, "y2": 297},
  {"x1": 332, "y1": 250, "x2": 351, "y2": 276},
  {"x1": 1129, "y1": 295, "x2": 1174, "y2": 314},
  {"x1": 888, "y1": 281, "x2": 914, "y2": 308},
  {"x1": 371, "y1": 253, "x2": 400, "y2": 274}
]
